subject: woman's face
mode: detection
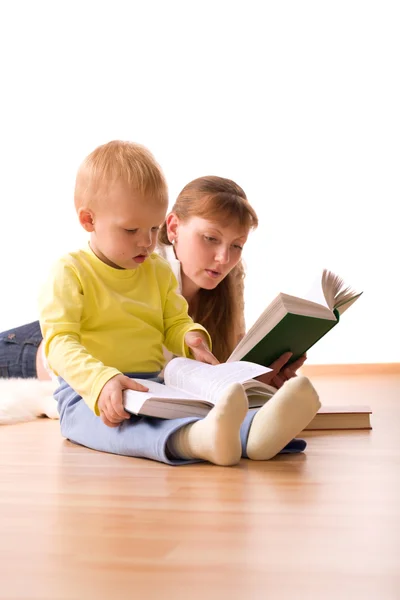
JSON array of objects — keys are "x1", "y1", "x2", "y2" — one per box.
[{"x1": 167, "y1": 214, "x2": 249, "y2": 291}]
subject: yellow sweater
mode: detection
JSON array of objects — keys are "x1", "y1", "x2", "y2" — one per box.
[{"x1": 39, "y1": 245, "x2": 209, "y2": 413}]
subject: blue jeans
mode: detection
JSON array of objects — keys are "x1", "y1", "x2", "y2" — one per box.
[{"x1": 0, "y1": 321, "x2": 42, "y2": 378}]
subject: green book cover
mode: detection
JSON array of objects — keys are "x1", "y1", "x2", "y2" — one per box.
[{"x1": 241, "y1": 311, "x2": 339, "y2": 367}]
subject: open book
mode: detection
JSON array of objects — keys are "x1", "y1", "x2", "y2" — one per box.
[
  {"x1": 123, "y1": 357, "x2": 275, "y2": 419},
  {"x1": 228, "y1": 269, "x2": 362, "y2": 367},
  {"x1": 123, "y1": 357, "x2": 372, "y2": 430}
]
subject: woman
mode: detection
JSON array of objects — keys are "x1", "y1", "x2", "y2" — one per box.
[
  {"x1": 157, "y1": 176, "x2": 306, "y2": 385},
  {"x1": 0, "y1": 176, "x2": 308, "y2": 451}
]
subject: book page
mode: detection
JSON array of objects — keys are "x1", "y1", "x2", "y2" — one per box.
[
  {"x1": 334, "y1": 292, "x2": 363, "y2": 315},
  {"x1": 299, "y1": 269, "x2": 361, "y2": 313},
  {"x1": 303, "y1": 271, "x2": 329, "y2": 308},
  {"x1": 123, "y1": 379, "x2": 202, "y2": 415},
  {"x1": 132, "y1": 379, "x2": 199, "y2": 401},
  {"x1": 164, "y1": 358, "x2": 271, "y2": 403}
]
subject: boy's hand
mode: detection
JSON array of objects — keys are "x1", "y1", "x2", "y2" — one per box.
[
  {"x1": 185, "y1": 331, "x2": 219, "y2": 365},
  {"x1": 97, "y1": 374, "x2": 149, "y2": 428}
]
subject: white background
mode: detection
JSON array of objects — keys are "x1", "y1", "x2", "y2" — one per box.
[{"x1": 0, "y1": 1, "x2": 399, "y2": 363}]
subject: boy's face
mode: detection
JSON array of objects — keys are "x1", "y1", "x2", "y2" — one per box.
[{"x1": 82, "y1": 184, "x2": 167, "y2": 270}]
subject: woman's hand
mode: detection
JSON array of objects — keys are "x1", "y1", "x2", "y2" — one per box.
[
  {"x1": 185, "y1": 331, "x2": 219, "y2": 365},
  {"x1": 255, "y1": 352, "x2": 307, "y2": 389}
]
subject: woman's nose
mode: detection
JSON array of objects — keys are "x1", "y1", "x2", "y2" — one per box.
[{"x1": 215, "y1": 248, "x2": 230, "y2": 264}]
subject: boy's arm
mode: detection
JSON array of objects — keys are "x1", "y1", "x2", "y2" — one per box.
[
  {"x1": 162, "y1": 271, "x2": 212, "y2": 358},
  {"x1": 39, "y1": 260, "x2": 120, "y2": 414}
]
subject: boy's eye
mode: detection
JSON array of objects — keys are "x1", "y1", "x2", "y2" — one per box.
[{"x1": 125, "y1": 227, "x2": 159, "y2": 234}]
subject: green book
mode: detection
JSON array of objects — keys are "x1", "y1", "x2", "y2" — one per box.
[{"x1": 227, "y1": 269, "x2": 362, "y2": 367}]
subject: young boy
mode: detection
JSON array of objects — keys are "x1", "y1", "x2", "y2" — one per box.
[{"x1": 39, "y1": 140, "x2": 320, "y2": 466}]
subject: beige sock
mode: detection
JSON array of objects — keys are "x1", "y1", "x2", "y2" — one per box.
[
  {"x1": 246, "y1": 376, "x2": 321, "y2": 461},
  {"x1": 168, "y1": 383, "x2": 248, "y2": 466}
]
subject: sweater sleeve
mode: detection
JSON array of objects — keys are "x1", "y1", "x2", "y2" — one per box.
[
  {"x1": 162, "y1": 270, "x2": 212, "y2": 357},
  {"x1": 38, "y1": 259, "x2": 120, "y2": 414}
]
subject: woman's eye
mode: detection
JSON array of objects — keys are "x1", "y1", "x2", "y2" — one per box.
[
  {"x1": 125, "y1": 229, "x2": 138, "y2": 234},
  {"x1": 151, "y1": 226, "x2": 160, "y2": 232},
  {"x1": 233, "y1": 244, "x2": 243, "y2": 250},
  {"x1": 204, "y1": 236, "x2": 218, "y2": 243}
]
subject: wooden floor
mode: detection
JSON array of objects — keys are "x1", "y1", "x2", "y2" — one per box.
[{"x1": 1, "y1": 374, "x2": 400, "y2": 600}]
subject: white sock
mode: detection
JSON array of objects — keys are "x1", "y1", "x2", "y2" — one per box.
[
  {"x1": 247, "y1": 376, "x2": 321, "y2": 461},
  {"x1": 168, "y1": 383, "x2": 248, "y2": 466}
]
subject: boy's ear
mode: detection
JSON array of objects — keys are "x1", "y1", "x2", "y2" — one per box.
[
  {"x1": 165, "y1": 212, "x2": 180, "y2": 243},
  {"x1": 78, "y1": 208, "x2": 95, "y2": 232}
]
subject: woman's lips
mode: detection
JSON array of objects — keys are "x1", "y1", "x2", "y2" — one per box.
[{"x1": 205, "y1": 269, "x2": 221, "y2": 279}]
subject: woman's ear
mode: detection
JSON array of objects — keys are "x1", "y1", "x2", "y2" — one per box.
[
  {"x1": 165, "y1": 212, "x2": 180, "y2": 243},
  {"x1": 78, "y1": 208, "x2": 95, "y2": 232}
]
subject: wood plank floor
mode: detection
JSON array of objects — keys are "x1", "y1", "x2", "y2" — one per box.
[{"x1": 1, "y1": 374, "x2": 399, "y2": 600}]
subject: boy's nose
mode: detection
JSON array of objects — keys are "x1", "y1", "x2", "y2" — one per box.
[{"x1": 138, "y1": 231, "x2": 152, "y2": 247}]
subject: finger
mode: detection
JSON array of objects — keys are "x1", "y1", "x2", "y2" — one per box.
[
  {"x1": 282, "y1": 366, "x2": 298, "y2": 380},
  {"x1": 202, "y1": 349, "x2": 219, "y2": 365},
  {"x1": 99, "y1": 391, "x2": 124, "y2": 423},
  {"x1": 187, "y1": 336, "x2": 219, "y2": 364},
  {"x1": 186, "y1": 334, "x2": 212, "y2": 351},
  {"x1": 101, "y1": 402, "x2": 122, "y2": 424},
  {"x1": 105, "y1": 409, "x2": 125, "y2": 425},
  {"x1": 270, "y1": 374, "x2": 286, "y2": 389},
  {"x1": 99, "y1": 401, "x2": 112, "y2": 423},
  {"x1": 110, "y1": 389, "x2": 130, "y2": 420},
  {"x1": 268, "y1": 352, "x2": 293, "y2": 374},
  {"x1": 288, "y1": 354, "x2": 307, "y2": 373},
  {"x1": 186, "y1": 336, "x2": 204, "y2": 350},
  {"x1": 100, "y1": 412, "x2": 120, "y2": 428},
  {"x1": 254, "y1": 372, "x2": 275, "y2": 386},
  {"x1": 192, "y1": 347, "x2": 219, "y2": 365},
  {"x1": 104, "y1": 398, "x2": 122, "y2": 422},
  {"x1": 123, "y1": 376, "x2": 149, "y2": 392}
]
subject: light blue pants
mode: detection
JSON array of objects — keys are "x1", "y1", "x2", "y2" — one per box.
[{"x1": 55, "y1": 373, "x2": 306, "y2": 465}]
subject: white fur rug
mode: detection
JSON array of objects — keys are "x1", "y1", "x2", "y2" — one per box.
[{"x1": 0, "y1": 378, "x2": 59, "y2": 425}]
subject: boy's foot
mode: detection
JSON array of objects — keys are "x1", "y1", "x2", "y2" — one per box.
[
  {"x1": 168, "y1": 383, "x2": 248, "y2": 466},
  {"x1": 247, "y1": 376, "x2": 321, "y2": 461}
]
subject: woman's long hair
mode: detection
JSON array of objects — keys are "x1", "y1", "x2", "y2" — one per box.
[{"x1": 159, "y1": 176, "x2": 258, "y2": 362}]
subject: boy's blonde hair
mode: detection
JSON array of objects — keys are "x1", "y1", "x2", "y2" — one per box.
[{"x1": 74, "y1": 140, "x2": 168, "y2": 210}]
